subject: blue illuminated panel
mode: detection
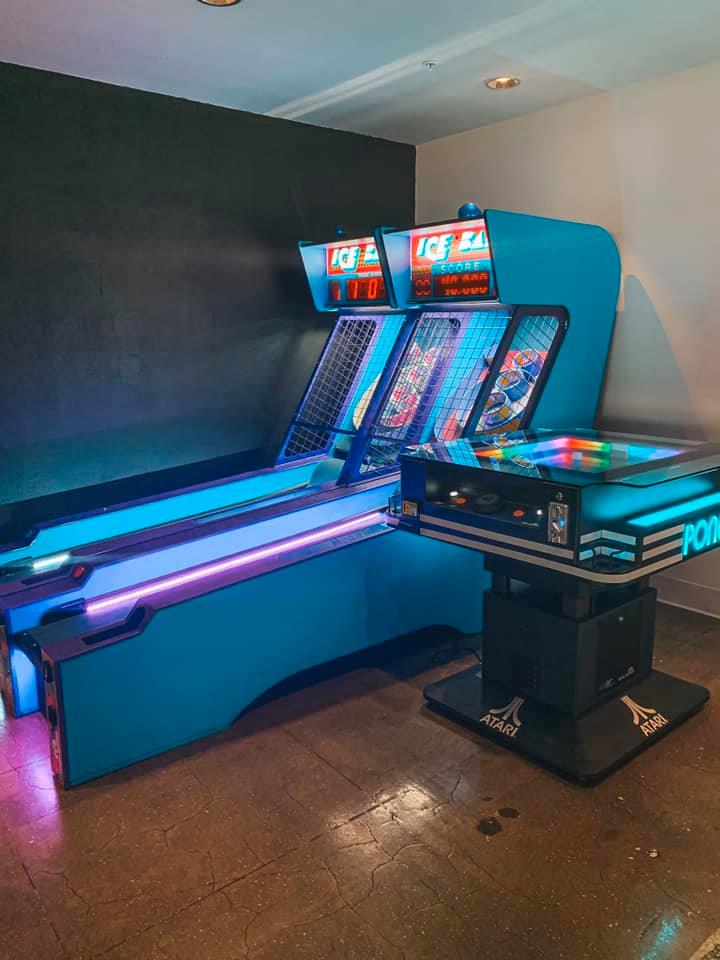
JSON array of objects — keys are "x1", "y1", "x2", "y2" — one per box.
[
  {"x1": 10, "y1": 645, "x2": 39, "y2": 716},
  {"x1": 629, "y1": 491, "x2": 720, "y2": 529}
]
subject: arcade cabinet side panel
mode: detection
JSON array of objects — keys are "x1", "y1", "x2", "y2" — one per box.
[
  {"x1": 485, "y1": 210, "x2": 621, "y2": 431},
  {"x1": 50, "y1": 530, "x2": 487, "y2": 786}
]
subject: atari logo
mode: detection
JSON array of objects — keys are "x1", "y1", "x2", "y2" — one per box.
[
  {"x1": 480, "y1": 696, "x2": 524, "y2": 739},
  {"x1": 620, "y1": 695, "x2": 669, "y2": 738}
]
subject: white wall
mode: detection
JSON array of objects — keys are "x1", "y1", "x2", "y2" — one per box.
[{"x1": 417, "y1": 59, "x2": 720, "y2": 616}]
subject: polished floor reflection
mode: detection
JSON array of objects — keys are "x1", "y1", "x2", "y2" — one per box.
[{"x1": 1, "y1": 604, "x2": 719, "y2": 960}]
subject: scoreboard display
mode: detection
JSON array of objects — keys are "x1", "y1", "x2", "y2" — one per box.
[
  {"x1": 326, "y1": 238, "x2": 389, "y2": 306},
  {"x1": 408, "y1": 220, "x2": 497, "y2": 302}
]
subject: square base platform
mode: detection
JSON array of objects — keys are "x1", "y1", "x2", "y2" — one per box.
[{"x1": 424, "y1": 667, "x2": 709, "y2": 783}]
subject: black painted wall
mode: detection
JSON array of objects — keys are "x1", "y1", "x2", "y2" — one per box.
[{"x1": 0, "y1": 63, "x2": 414, "y2": 533}]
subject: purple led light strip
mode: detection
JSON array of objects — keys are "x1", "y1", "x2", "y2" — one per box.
[{"x1": 87, "y1": 510, "x2": 385, "y2": 617}]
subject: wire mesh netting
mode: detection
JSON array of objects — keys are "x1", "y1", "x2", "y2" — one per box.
[
  {"x1": 469, "y1": 313, "x2": 561, "y2": 435},
  {"x1": 358, "y1": 309, "x2": 512, "y2": 475},
  {"x1": 280, "y1": 314, "x2": 405, "y2": 462}
]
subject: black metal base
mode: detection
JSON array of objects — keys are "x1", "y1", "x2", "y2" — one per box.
[{"x1": 424, "y1": 666, "x2": 709, "y2": 783}]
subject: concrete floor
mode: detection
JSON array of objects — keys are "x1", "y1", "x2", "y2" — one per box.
[{"x1": 1, "y1": 603, "x2": 719, "y2": 960}]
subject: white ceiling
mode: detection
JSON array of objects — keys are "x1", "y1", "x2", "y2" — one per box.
[{"x1": 3, "y1": 0, "x2": 720, "y2": 144}]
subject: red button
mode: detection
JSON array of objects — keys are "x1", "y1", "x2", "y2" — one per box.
[
  {"x1": 513, "y1": 509, "x2": 525, "y2": 518},
  {"x1": 455, "y1": 497, "x2": 467, "y2": 505}
]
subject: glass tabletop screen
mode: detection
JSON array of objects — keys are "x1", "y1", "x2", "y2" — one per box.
[
  {"x1": 474, "y1": 435, "x2": 688, "y2": 474},
  {"x1": 403, "y1": 431, "x2": 705, "y2": 485}
]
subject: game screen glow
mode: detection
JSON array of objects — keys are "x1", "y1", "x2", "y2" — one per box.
[
  {"x1": 409, "y1": 221, "x2": 496, "y2": 301},
  {"x1": 326, "y1": 238, "x2": 388, "y2": 306},
  {"x1": 475, "y1": 436, "x2": 687, "y2": 474}
]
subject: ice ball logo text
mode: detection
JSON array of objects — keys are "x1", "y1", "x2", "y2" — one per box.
[
  {"x1": 415, "y1": 229, "x2": 488, "y2": 263},
  {"x1": 329, "y1": 242, "x2": 379, "y2": 273}
]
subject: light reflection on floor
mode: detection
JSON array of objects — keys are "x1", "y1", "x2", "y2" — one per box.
[
  {"x1": 639, "y1": 914, "x2": 683, "y2": 960},
  {"x1": 0, "y1": 699, "x2": 62, "y2": 833}
]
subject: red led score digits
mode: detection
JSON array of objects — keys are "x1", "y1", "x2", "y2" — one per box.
[
  {"x1": 346, "y1": 276, "x2": 386, "y2": 301},
  {"x1": 328, "y1": 275, "x2": 387, "y2": 305},
  {"x1": 433, "y1": 271, "x2": 490, "y2": 298},
  {"x1": 410, "y1": 270, "x2": 491, "y2": 299}
]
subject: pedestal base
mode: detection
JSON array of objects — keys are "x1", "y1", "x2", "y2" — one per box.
[{"x1": 424, "y1": 667, "x2": 709, "y2": 783}]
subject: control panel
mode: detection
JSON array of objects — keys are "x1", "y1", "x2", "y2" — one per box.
[
  {"x1": 402, "y1": 458, "x2": 579, "y2": 549},
  {"x1": 435, "y1": 488, "x2": 547, "y2": 534}
]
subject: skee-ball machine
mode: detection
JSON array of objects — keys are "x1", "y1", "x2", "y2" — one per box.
[
  {"x1": 392, "y1": 216, "x2": 714, "y2": 781},
  {"x1": 13, "y1": 205, "x2": 619, "y2": 787},
  {"x1": 1, "y1": 225, "x2": 498, "y2": 719},
  {"x1": 0, "y1": 230, "x2": 415, "y2": 713}
]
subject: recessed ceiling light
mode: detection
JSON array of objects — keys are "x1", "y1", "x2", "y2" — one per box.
[
  {"x1": 486, "y1": 76, "x2": 521, "y2": 90},
  {"x1": 198, "y1": 0, "x2": 241, "y2": 6}
]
